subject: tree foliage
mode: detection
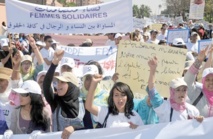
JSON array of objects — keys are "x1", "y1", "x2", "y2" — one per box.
[
  {"x1": 133, "y1": 4, "x2": 152, "y2": 18},
  {"x1": 162, "y1": 0, "x2": 213, "y2": 22}
]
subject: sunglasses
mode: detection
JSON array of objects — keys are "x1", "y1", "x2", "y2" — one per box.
[
  {"x1": 48, "y1": 41, "x2": 53, "y2": 43},
  {"x1": 20, "y1": 93, "x2": 30, "y2": 97}
]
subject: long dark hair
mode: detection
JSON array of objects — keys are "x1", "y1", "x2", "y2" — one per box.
[
  {"x1": 29, "y1": 93, "x2": 48, "y2": 131},
  {"x1": 108, "y1": 82, "x2": 134, "y2": 119}
]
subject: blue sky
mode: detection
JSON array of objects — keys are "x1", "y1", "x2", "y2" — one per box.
[{"x1": 102, "y1": 0, "x2": 166, "y2": 15}]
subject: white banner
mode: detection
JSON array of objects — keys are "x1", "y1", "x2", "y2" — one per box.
[
  {"x1": 57, "y1": 46, "x2": 117, "y2": 77},
  {"x1": 1, "y1": 118, "x2": 213, "y2": 139},
  {"x1": 189, "y1": 0, "x2": 205, "y2": 19},
  {"x1": 167, "y1": 29, "x2": 190, "y2": 44},
  {"x1": 6, "y1": 0, "x2": 133, "y2": 34}
]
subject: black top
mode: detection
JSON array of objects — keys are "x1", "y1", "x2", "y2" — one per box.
[
  {"x1": 0, "y1": 50, "x2": 12, "y2": 69},
  {"x1": 43, "y1": 63, "x2": 80, "y2": 119}
]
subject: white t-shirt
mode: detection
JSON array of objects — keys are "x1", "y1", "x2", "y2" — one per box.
[
  {"x1": 186, "y1": 42, "x2": 198, "y2": 53},
  {"x1": 157, "y1": 32, "x2": 167, "y2": 40},
  {"x1": 154, "y1": 100, "x2": 200, "y2": 123},
  {"x1": 40, "y1": 47, "x2": 55, "y2": 70},
  {"x1": 93, "y1": 106, "x2": 143, "y2": 128},
  {"x1": 147, "y1": 39, "x2": 160, "y2": 45},
  {"x1": 105, "y1": 40, "x2": 116, "y2": 46}
]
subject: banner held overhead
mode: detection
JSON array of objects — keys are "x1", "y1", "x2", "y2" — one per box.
[{"x1": 5, "y1": 0, "x2": 133, "y2": 34}]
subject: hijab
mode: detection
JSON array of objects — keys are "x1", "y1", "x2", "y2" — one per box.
[
  {"x1": 55, "y1": 82, "x2": 80, "y2": 118},
  {"x1": 202, "y1": 74, "x2": 213, "y2": 106},
  {"x1": 169, "y1": 87, "x2": 186, "y2": 113}
]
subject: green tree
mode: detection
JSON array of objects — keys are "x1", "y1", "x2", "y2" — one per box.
[
  {"x1": 132, "y1": 4, "x2": 152, "y2": 18},
  {"x1": 204, "y1": 0, "x2": 213, "y2": 23}
]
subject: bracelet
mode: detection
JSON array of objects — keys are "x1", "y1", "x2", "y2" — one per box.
[{"x1": 13, "y1": 69, "x2": 20, "y2": 72}]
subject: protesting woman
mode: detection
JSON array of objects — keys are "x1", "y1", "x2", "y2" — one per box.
[
  {"x1": 20, "y1": 36, "x2": 44, "y2": 81},
  {"x1": 85, "y1": 74, "x2": 143, "y2": 128},
  {"x1": 10, "y1": 80, "x2": 51, "y2": 134},
  {"x1": 43, "y1": 50, "x2": 84, "y2": 139},
  {"x1": 184, "y1": 45, "x2": 213, "y2": 117},
  {"x1": 147, "y1": 56, "x2": 203, "y2": 123}
]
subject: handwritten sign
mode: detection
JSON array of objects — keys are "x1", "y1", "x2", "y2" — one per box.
[
  {"x1": 189, "y1": 0, "x2": 205, "y2": 19},
  {"x1": 198, "y1": 39, "x2": 213, "y2": 53},
  {"x1": 167, "y1": 29, "x2": 190, "y2": 44},
  {"x1": 5, "y1": 0, "x2": 133, "y2": 34},
  {"x1": 57, "y1": 46, "x2": 117, "y2": 77},
  {"x1": 116, "y1": 41, "x2": 187, "y2": 98}
]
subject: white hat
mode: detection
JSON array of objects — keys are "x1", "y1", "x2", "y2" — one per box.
[
  {"x1": 169, "y1": 77, "x2": 187, "y2": 89},
  {"x1": 21, "y1": 55, "x2": 32, "y2": 63},
  {"x1": 115, "y1": 33, "x2": 122, "y2": 39},
  {"x1": 83, "y1": 39, "x2": 92, "y2": 44},
  {"x1": 37, "y1": 70, "x2": 47, "y2": 82},
  {"x1": 191, "y1": 32, "x2": 198, "y2": 36},
  {"x1": 202, "y1": 68, "x2": 213, "y2": 78},
  {"x1": 14, "y1": 34, "x2": 19, "y2": 39},
  {"x1": 13, "y1": 80, "x2": 41, "y2": 95},
  {"x1": 52, "y1": 39, "x2": 59, "y2": 44},
  {"x1": 61, "y1": 57, "x2": 75, "y2": 68},
  {"x1": 211, "y1": 31, "x2": 213, "y2": 34},
  {"x1": 36, "y1": 41, "x2": 46, "y2": 47},
  {"x1": 1, "y1": 38, "x2": 9, "y2": 47},
  {"x1": 143, "y1": 32, "x2": 149, "y2": 37},
  {"x1": 83, "y1": 65, "x2": 99, "y2": 77},
  {"x1": 172, "y1": 38, "x2": 186, "y2": 46}
]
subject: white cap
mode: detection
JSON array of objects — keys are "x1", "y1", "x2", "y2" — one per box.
[
  {"x1": 21, "y1": 55, "x2": 32, "y2": 63},
  {"x1": 13, "y1": 80, "x2": 41, "y2": 95},
  {"x1": 115, "y1": 33, "x2": 122, "y2": 39},
  {"x1": 169, "y1": 77, "x2": 187, "y2": 89},
  {"x1": 37, "y1": 70, "x2": 47, "y2": 82},
  {"x1": 211, "y1": 31, "x2": 213, "y2": 34},
  {"x1": 1, "y1": 38, "x2": 9, "y2": 47},
  {"x1": 143, "y1": 32, "x2": 149, "y2": 37},
  {"x1": 83, "y1": 65, "x2": 99, "y2": 77},
  {"x1": 61, "y1": 57, "x2": 75, "y2": 68},
  {"x1": 83, "y1": 39, "x2": 92, "y2": 44},
  {"x1": 202, "y1": 68, "x2": 213, "y2": 78},
  {"x1": 36, "y1": 41, "x2": 46, "y2": 47},
  {"x1": 191, "y1": 32, "x2": 198, "y2": 36},
  {"x1": 172, "y1": 38, "x2": 186, "y2": 46},
  {"x1": 52, "y1": 39, "x2": 59, "y2": 44}
]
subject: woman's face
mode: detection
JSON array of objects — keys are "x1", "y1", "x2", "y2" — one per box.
[
  {"x1": 0, "y1": 79, "x2": 8, "y2": 93},
  {"x1": 204, "y1": 75, "x2": 213, "y2": 91},
  {"x1": 21, "y1": 61, "x2": 32, "y2": 74},
  {"x1": 57, "y1": 80, "x2": 68, "y2": 96},
  {"x1": 19, "y1": 93, "x2": 31, "y2": 106},
  {"x1": 38, "y1": 75, "x2": 45, "y2": 91},
  {"x1": 113, "y1": 89, "x2": 127, "y2": 113},
  {"x1": 174, "y1": 86, "x2": 187, "y2": 104},
  {"x1": 84, "y1": 75, "x2": 92, "y2": 91}
]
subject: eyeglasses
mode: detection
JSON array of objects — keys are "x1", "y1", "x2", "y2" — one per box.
[
  {"x1": 19, "y1": 93, "x2": 30, "y2": 97},
  {"x1": 47, "y1": 40, "x2": 53, "y2": 43}
]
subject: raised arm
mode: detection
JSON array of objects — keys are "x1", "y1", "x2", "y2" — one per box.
[
  {"x1": 28, "y1": 35, "x2": 44, "y2": 65},
  {"x1": 184, "y1": 46, "x2": 209, "y2": 91},
  {"x1": 43, "y1": 50, "x2": 64, "y2": 112},
  {"x1": 148, "y1": 56, "x2": 157, "y2": 90},
  {"x1": 147, "y1": 57, "x2": 163, "y2": 108},
  {"x1": 85, "y1": 74, "x2": 102, "y2": 116}
]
